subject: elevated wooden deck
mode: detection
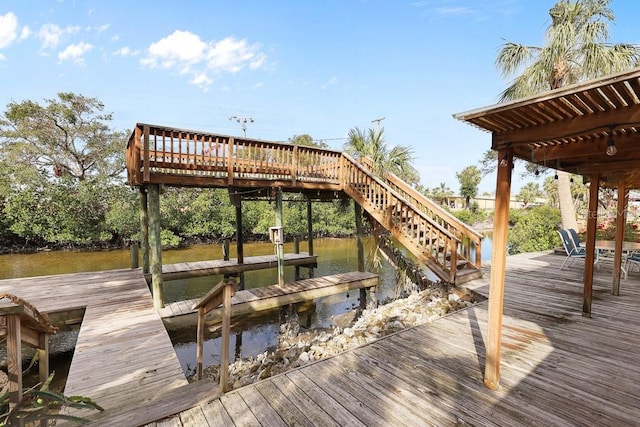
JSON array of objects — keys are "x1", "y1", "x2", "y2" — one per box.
[
  {"x1": 0, "y1": 269, "x2": 188, "y2": 414},
  {"x1": 158, "y1": 253, "x2": 316, "y2": 281},
  {"x1": 158, "y1": 271, "x2": 378, "y2": 320},
  {"x1": 141, "y1": 251, "x2": 640, "y2": 426}
]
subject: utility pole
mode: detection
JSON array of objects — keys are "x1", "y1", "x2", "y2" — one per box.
[
  {"x1": 228, "y1": 116, "x2": 254, "y2": 137},
  {"x1": 371, "y1": 117, "x2": 385, "y2": 132}
]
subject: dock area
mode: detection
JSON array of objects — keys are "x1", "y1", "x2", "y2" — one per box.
[
  {"x1": 158, "y1": 271, "x2": 378, "y2": 320},
  {"x1": 0, "y1": 269, "x2": 188, "y2": 413},
  {"x1": 141, "y1": 251, "x2": 640, "y2": 426},
  {"x1": 158, "y1": 253, "x2": 317, "y2": 281}
]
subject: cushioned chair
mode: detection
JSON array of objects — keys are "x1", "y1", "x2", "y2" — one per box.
[
  {"x1": 557, "y1": 229, "x2": 589, "y2": 269},
  {"x1": 626, "y1": 252, "x2": 640, "y2": 274}
]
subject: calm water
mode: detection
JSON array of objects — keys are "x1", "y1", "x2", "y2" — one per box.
[{"x1": 0, "y1": 235, "x2": 493, "y2": 377}]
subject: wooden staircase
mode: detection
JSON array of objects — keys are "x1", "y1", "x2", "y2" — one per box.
[
  {"x1": 341, "y1": 155, "x2": 483, "y2": 285},
  {"x1": 126, "y1": 124, "x2": 483, "y2": 285}
]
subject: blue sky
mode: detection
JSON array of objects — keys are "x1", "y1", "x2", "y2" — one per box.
[{"x1": 1, "y1": 0, "x2": 639, "y2": 194}]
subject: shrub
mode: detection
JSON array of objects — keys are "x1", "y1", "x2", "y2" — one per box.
[{"x1": 507, "y1": 205, "x2": 561, "y2": 255}]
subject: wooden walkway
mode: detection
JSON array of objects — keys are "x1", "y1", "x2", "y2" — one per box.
[
  {"x1": 140, "y1": 251, "x2": 640, "y2": 426},
  {"x1": 158, "y1": 271, "x2": 379, "y2": 320},
  {"x1": 159, "y1": 253, "x2": 317, "y2": 281},
  {"x1": 0, "y1": 269, "x2": 189, "y2": 414}
]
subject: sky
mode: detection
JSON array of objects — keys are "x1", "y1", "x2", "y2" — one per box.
[{"x1": 1, "y1": 0, "x2": 640, "y2": 194}]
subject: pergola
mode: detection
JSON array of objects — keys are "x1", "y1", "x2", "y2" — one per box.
[{"x1": 454, "y1": 67, "x2": 640, "y2": 390}]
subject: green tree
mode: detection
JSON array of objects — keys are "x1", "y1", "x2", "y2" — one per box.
[
  {"x1": 344, "y1": 127, "x2": 419, "y2": 186},
  {"x1": 495, "y1": 0, "x2": 640, "y2": 230},
  {"x1": 289, "y1": 134, "x2": 328, "y2": 148},
  {"x1": 456, "y1": 166, "x2": 482, "y2": 209},
  {"x1": 507, "y1": 205, "x2": 562, "y2": 254},
  {"x1": 517, "y1": 182, "x2": 543, "y2": 207},
  {"x1": 0, "y1": 92, "x2": 126, "y2": 183}
]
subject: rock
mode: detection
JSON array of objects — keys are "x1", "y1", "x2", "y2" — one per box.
[{"x1": 299, "y1": 352, "x2": 310, "y2": 363}]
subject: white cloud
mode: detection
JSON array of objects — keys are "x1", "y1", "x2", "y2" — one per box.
[
  {"x1": 0, "y1": 53, "x2": 5, "y2": 61},
  {"x1": 141, "y1": 30, "x2": 266, "y2": 90},
  {"x1": 58, "y1": 42, "x2": 93, "y2": 64},
  {"x1": 321, "y1": 76, "x2": 338, "y2": 90},
  {"x1": 96, "y1": 24, "x2": 110, "y2": 33},
  {"x1": 113, "y1": 46, "x2": 139, "y2": 57},
  {"x1": 38, "y1": 24, "x2": 65, "y2": 50},
  {"x1": 19, "y1": 26, "x2": 30, "y2": 40},
  {"x1": 0, "y1": 12, "x2": 18, "y2": 49},
  {"x1": 206, "y1": 37, "x2": 265, "y2": 73}
]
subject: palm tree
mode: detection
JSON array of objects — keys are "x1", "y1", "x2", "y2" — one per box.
[
  {"x1": 344, "y1": 127, "x2": 419, "y2": 186},
  {"x1": 495, "y1": 0, "x2": 640, "y2": 230}
]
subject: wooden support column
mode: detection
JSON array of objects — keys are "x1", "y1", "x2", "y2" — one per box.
[
  {"x1": 220, "y1": 283, "x2": 232, "y2": 392},
  {"x1": 484, "y1": 148, "x2": 512, "y2": 390},
  {"x1": 139, "y1": 186, "x2": 150, "y2": 274},
  {"x1": 6, "y1": 314, "x2": 22, "y2": 406},
  {"x1": 294, "y1": 236, "x2": 301, "y2": 280},
  {"x1": 196, "y1": 307, "x2": 205, "y2": 380},
  {"x1": 274, "y1": 187, "x2": 285, "y2": 286},
  {"x1": 230, "y1": 191, "x2": 245, "y2": 290},
  {"x1": 130, "y1": 242, "x2": 139, "y2": 269},
  {"x1": 583, "y1": 174, "x2": 600, "y2": 317},
  {"x1": 355, "y1": 202, "x2": 369, "y2": 309},
  {"x1": 612, "y1": 184, "x2": 629, "y2": 296},
  {"x1": 148, "y1": 184, "x2": 164, "y2": 309},
  {"x1": 306, "y1": 196, "x2": 314, "y2": 278}
]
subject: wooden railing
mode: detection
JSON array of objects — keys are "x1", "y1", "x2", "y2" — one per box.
[
  {"x1": 126, "y1": 124, "x2": 481, "y2": 283},
  {"x1": 126, "y1": 124, "x2": 342, "y2": 187},
  {"x1": 341, "y1": 154, "x2": 461, "y2": 282}
]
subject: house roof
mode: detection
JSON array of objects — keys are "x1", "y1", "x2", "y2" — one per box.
[{"x1": 454, "y1": 67, "x2": 640, "y2": 188}]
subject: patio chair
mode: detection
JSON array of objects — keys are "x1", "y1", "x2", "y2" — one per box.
[
  {"x1": 626, "y1": 252, "x2": 640, "y2": 274},
  {"x1": 567, "y1": 228, "x2": 584, "y2": 248},
  {"x1": 557, "y1": 229, "x2": 589, "y2": 269}
]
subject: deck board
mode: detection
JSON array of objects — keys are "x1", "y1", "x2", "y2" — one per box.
[
  {"x1": 0, "y1": 269, "x2": 188, "y2": 415},
  {"x1": 154, "y1": 251, "x2": 640, "y2": 426}
]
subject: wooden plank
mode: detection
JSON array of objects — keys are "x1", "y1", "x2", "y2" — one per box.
[
  {"x1": 219, "y1": 392, "x2": 261, "y2": 426},
  {"x1": 235, "y1": 386, "x2": 285, "y2": 427},
  {"x1": 199, "y1": 399, "x2": 234, "y2": 426}
]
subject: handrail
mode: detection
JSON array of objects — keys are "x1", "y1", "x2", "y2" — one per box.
[
  {"x1": 382, "y1": 171, "x2": 483, "y2": 268},
  {"x1": 341, "y1": 153, "x2": 461, "y2": 282}
]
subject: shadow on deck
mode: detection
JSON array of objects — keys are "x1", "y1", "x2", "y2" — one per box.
[{"x1": 119, "y1": 250, "x2": 640, "y2": 426}]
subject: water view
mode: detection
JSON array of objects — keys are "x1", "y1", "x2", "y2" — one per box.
[{"x1": 0, "y1": 235, "x2": 493, "y2": 378}]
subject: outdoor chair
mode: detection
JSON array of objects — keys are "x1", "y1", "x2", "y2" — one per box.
[
  {"x1": 557, "y1": 229, "x2": 593, "y2": 270},
  {"x1": 626, "y1": 252, "x2": 640, "y2": 274},
  {"x1": 567, "y1": 228, "x2": 584, "y2": 248}
]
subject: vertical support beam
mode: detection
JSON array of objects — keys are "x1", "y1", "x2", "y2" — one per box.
[
  {"x1": 294, "y1": 236, "x2": 301, "y2": 281},
  {"x1": 196, "y1": 307, "x2": 204, "y2": 381},
  {"x1": 222, "y1": 239, "x2": 230, "y2": 261},
  {"x1": 38, "y1": 333, "x2": 49, "y2": 386},
  {"x1": 355, "y1": 202, "x2": 368, "y2": 309},
  {"x1": 484, "y1": 148, "x2": 512, "y2": 390},
  {"x1": 7, "y1": 314, "x2": 22, "y2": 406},
  {"x1": 140, "y1": 186, "x2": 150, "y2": 274},
  {"x1": 612, "y1": 183, "x2": 629, "y2": 296},
  {"x1": 227, "y1": 137, "x2": 235, "y2": 185},
  {"x1": 274, "y1": 187, "x2": 285, "y2": 286},
  {"x1": 583, "y1": 174, "x2": 600, "y2": 317},
  {"x1": 230, "y1": 191, "x2": 245, "y2": 290},
  {"x1": 143, "y1": 125, "x2": 150, "y2": 182},
  {"x1": 148, "y1": 184, "x2": 164, "y2": 309},
  {"x1": 220, "y1": 283, "x2": 233, "y2": 392},
  {"x1": 306, "y1": 196, "x2": 314, "y2": 256},
  {"x1": 130, "y1": 242, "x2": 139, "y2": 269}
]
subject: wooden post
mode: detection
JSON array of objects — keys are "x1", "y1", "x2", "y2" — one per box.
[
  {"x1": 583, "y1": 175, "x2": 600, "y2": 316},
  {"x1": 148, "y1": 184, "x2": 164, "y2": 309},
  {"x1": 222, "y1": 239, "x2": 230, "y2": 261},
  {"x1": 294, "y1": 236, "x2": 301, "y2": 280},
  {"x1": 275, "y1": 187, "x2": 285, "y2": 286},
  {"x1": 140, "y1": 186, "x2": 150, "y2": 274},
  {"x1": 484, "y1": 148, "x2": 512, "y2": 390},
  {"x1": 227, "y1": 137, "x2": 235, "y2": 185},
  {"x1": 355, "y1": 202, "x2": 368, "y2": 309},
  {"x1": 196, "y1": 307, "x2": 205, "y2": 380},
  {"x1": 130, "y1": 242, "x2": 139, "y2": 269},
  {"x1": 306, "y1": 196, "x2": 314, "y2": 278},
  {"x1": 612, "y1": 183, "x2": 629, "y2": 296},
  {"x1": 220, "y1": 283, "x2": 232, "y2": 392},
  {"x1": 6, "y1": 314, "x2": 22, "y2": 406},
  {"x1": 230, "y1": 191, "x2": 245, "y2": 290}
]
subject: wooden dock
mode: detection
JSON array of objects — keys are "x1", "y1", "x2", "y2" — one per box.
[
  {"x1": 158, "y1": 271, "x2": 379, "y2": 320},
  {"x1": 0, "y1": 269, "x2": 189, "y2": 414},
  {"x1": 138, "y1": 251, "x2": 640, "y2": 426},
  {"x1": 158, "y1": 253, "x2": 317, "y2": 281}
]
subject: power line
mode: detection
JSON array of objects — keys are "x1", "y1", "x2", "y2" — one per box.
[{"x1": 228, "y1": 116, "x2": 254, "y2": 137}]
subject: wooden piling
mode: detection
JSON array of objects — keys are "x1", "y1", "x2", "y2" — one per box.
[
  {"x1": 355, "y1": 202, "x2": 367, "y2": 309},
  {"x1": 275, "y1": 188, "x2": 285, "y2": 286},
  {"x1": 139, "y1": 186, "x2": 150, "y2": 274},
  {"x1": 130, "y1": 243, "x2": 139, "y2": 269},
  {"x1": 294, "y1": 236, "x2": 301, "y2": 280},
  {"x1": 307, "y1": 196, "x2": 314, "y2": 278},
  {"x1": 148, "y1": 184, "x2": 164, "y2": 309}
]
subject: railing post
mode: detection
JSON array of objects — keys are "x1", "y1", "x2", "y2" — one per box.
[
  {"x1": 143, "y1": 125, "x2": 150, "y2": 183},
  {"x1": 292, "y1": 145, "x2": 298, "y2": 186},
  {"x1": 227, "y1": 137, "x2": 235, "y2": 185},
  {"x1": 196, "y1": 306, "x2": 205, "y2": 381},
  {"x1": 130, "y1": 242, "x2": 139, "y2": 269},
  {"x1": 449, "y1": 239, "x2": 458, "y2": 283}
]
